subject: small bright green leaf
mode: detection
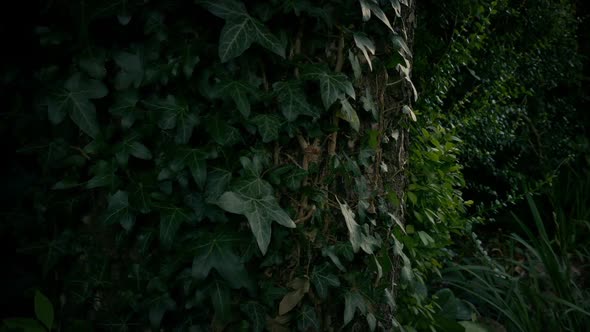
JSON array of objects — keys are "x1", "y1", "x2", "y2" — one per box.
[
  {"x1": 34, "y1": 291, "x2": 54, "y2": 330},
  {"x1": 251, "y1": 114, "x2": 281, "y2": 142},
  {"x1": 240, "y1": 302, "x2": 267, "y2": 332},
  {"x1": 310, "y1": 263, "x2": 340, "y2": 299},
  {"x1": 102, "y1": 190, "x2": 135, "y2": 231}
]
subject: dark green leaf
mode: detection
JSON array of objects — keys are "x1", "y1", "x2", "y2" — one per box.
[
  {"x1": 160, "y1": 207, "x2": 192, "y2": 247},
  {"x1": 206, "y1": 115, "x2": 241, "y2": 146},
  {"x1": 310, "y1": 263, "x2": 340, "y2": 300},
  {"x1": 34, "y1": 291, "x2": 54, "y2": 330},
  {"x1": 102, "y1": 190, "x2": 135, "y2": 231},
  {"x1": 109, "y1": 90, "x2": 139, "y2": 129},
  {"x1": 353, "y1": 32, "x2": 376, "y2": 71},
  {"x1": 87, "y1": 160, "x2": 118, "y2": 189},
  {"x1": 113, "y1": 51, "x2": 143, "y2": 89},
  {"x1": 79, "y1": 54, "x2": 106, "y2": 79},
  {"x1": 251, "y1": 114, "x2": 281, "y2": 143},
  {"x1": 148, "y1": 294, "x2": 176, "y2": 330},
  {"x1": 173, "y1": 148, "x2": 210, "y2": 189},
  {"x1": 218, "y1": 16, "x2": 253, "y2": 62},
  {"x1": 240, "y1": 302, "x2": 267, "y2": 332},
  {"x1": 2, "y1": 318, "x2": 45, "y2": 332},
  {"x1": 199, "y1": 0, "x2": 248, "y2": 19},
  {"x1": 273, "y1": 81, "x2": 319, "y2": 121},
  {"x1": 192, "y1": 231, "x2": 250, "y2": 288},
  {"x1": 128, "y1": 141, "x2": 152, "y2": 160},
  {"x1": 297, "y1": 305, "x2": 320, "y2": 331},
  {"x1": 301, "y1": 65, "x2": 355, "y2": 109},
  {"x1": 210, "y1": 280, "x2": 231, "y2": 323},
  {"x1": 217, "y1": 177, "x2": 295, "y2": 254},
  {"x1": 343, "y1": 291, "x2": 367, "y2": 326},
  {"x1": 215, "y1": 80, "x2": 257, "y2": 118}
]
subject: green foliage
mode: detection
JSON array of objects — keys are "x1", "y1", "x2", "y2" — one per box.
[
  {"x1": 2, "y1": 0, "x2": 417, "y2": 330},
  {"x1": 443, "y1": 191, "x2": 590, "y2": 332}
]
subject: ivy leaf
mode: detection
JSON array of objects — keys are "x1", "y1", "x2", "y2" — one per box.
[
  {"x1": 392, "y1": 35, "x2": 412, "y2": 58},
  {"x1": 144, "y1": 96, "x2": 199, "y2": 143},
  {"x1": 336, "y1": 197, "x2": 380, "y2": 254},
  {"x1": 297, "y1": 305, "x2": 320, "y2": 332},
  {"x1": 206, "y1": 114, "x2": 241, "y2": 146},
  {"x1": 283, "y1": 166, "x2": 307, "y2": 191},
  {"x1": 78, "y1": 53, "x2": 106, "y2": 79},
  {"x1": 173, "y1": 148, "x2": 211, "y2": 189},
  {"x1": 367, "y1": 313, "x2": 377, "y2": 332},
  {"x1": 248, "y1": 18, "x2": 286, "y2": 58},
  {"x1": 128, "y1": 141, "x2": 152, "y2": 160},
  {"x1": 301, "y1": 65, "x2": 355, "y2": 109},
  {"x1": 279, "y1": 278, "x2": 310, "y2": 315},
  {"x1": 210, "y1": 280, "x2": 231, "y2": 323},
  {"x1": 215, "y1": 80, "x2": 257, "y2": 118},
  {"x1": 337, "y1": 97, "x2": 360, "y2": 132},
  {"x1": 310, "y1": 263, "x2": 340, "y2": 300},
  {"x1": 348, "y1": 50, "x2": 362, "y2": 80},
  {"x1": 34, "y1": 291, "x2": 54, "y2": 331},
  {"x1": 191, "y1": 231, "x2": 250, "y2": 289},
  {"x1": 2, "y1": 318, "x2": 45, "y2": 332},
  {"x1": 199, "y1": 0, "x2": 248, "y2": 19},
  {"x1": 389, "y1": 0, "x2": 402, "y2": 17},
  {"x1": 240, "y1": 302, "x2": 267, "y2": 332},
  {"x1": 47, "y1": 73, "x2": 107, "y2": 138},
  {"x1": 218, "y1": 16, "x2": 254, "y2": 62},
  {"x1": 358, "y1": 0, "x2": 394, "y2": 32},
  {"x1": 102, "y1": 190, "x2": 135, "y2": 231},
  {"x1": 343, "y1": 291, "x2": 367, "y2": 326},
  {"x1": 109, "y1": 90, "x2": 139, "y2": 129},
  {"x1": 87, "y1": 159, "x2": 118, "y2": 189},
  {"x1": 159, "y1": 206, "x2": 193, "y2": 247},
  {"x1": 251, "y1": 114, "x2": 281, "y2": 143},
  {"x1": 217, "y1": 178, "x2": 295, "y2": 255},
  {"x1": 354, "y1": 32, "x2": 376, "y2": 71},
  {"x1": 148, "y1": 294, "x2": 176, "y2": 330},
  {"x1": 216, "y1": 11, "x2": 286, "y2": 62},
  {"x1": 113, "y1": 51, "x2": 143, "y2": 90},
  {"x1": 273, "y1": 81, "x2": 319, "y2": 121}
]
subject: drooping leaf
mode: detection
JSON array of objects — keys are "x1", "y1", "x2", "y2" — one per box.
[
  {"x1": 217, "y1": 177, "x2": 295, "y2": 254},
  {"x1": 251, "y1": 114, "x2": 281, "y2": 143},
  {"x1": 191, "y1": 231, "x2": 250, "y2": 289},
  {"x1": 102, "y1": 190, "x2": 135, "y2": 231},
  {"x1": 279, "y1": 278, "x2": 310, "y2": 315},
  {"x1": 273, "y1": 81, "x2": 319, "y2": 121},
  {"x1": 240, "y1": 302, "x2": 267, "y2": 332},
  {"x1": 2, "y1": 318, "x2": 45, "y2": 332},
  {"x1": 366, "y1": 313, "x2": 377, "y2": 332},
  {"x1": 301, "y1": 65, "x2": 355, "y2": 109},
  {"x1": 392, "y1": 35, "x2": 412, "y2": 58},
  {"x1": 336, "y1": 197, "x2": 380, "y2": 254},
  {"x1": 354, "y1": 32, "x2": 376, "y2": 71},
  {"x1": 34, "y1": 291, "x2": 54, "y2": 330},
  {"x1": 348, "y1": 50, "x2": 362, "y2": 80},
  {"x1": 389, "y1": 0, "x2": 402, "y2": 17},
  {"x1": 358, "y1": 0, "x2": 394, "y2": 32},
  {"x1": 337, "y1": 97, "x2": 360, "y2": 132},
  {"x1": 310, "y1": 263, "x2": 340, "y2": 299}
]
